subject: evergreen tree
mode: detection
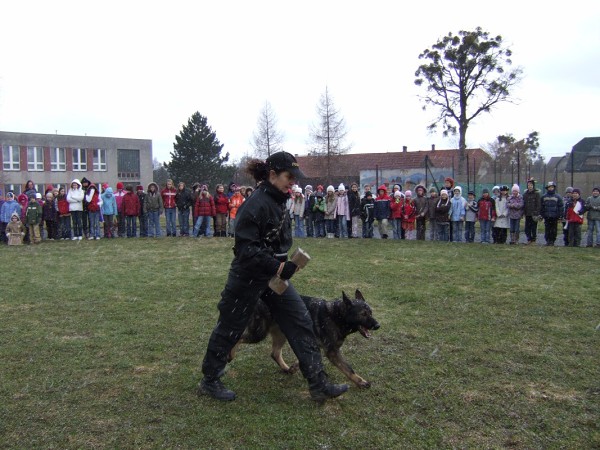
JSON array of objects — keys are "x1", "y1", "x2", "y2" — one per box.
[{"x1": 166, "y1": 112, "x2": 236, "y2": 186}]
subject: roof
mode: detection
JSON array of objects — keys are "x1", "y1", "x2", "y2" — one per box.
[{"x1": 296, "y1": 148, "x2": 492, "y2": 179}]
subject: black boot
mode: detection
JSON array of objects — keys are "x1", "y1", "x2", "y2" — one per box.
[
  {"x1": 198, "y1": 377, "x2": 236, "y2": 401},
  {"x1": 308, "y1": 372, "x2": 349, "y2": 402}
]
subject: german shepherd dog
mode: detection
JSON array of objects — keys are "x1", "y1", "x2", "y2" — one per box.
[{"x1": 229, "y1": 289, "x2": 380, "y2": 388}]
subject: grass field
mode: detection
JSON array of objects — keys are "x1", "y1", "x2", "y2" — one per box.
[{"x1": 1, "y1": 237, "x2": 599, "y2": 449}]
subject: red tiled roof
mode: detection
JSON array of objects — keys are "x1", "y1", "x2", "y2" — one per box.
[{"x1": 296, "y1": 148, "x2": 491, "y2": 179}]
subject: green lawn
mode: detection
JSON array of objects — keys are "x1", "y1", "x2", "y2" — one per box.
[{"x1": 1, "y1": 238, "x2": 599, "y2": 449}]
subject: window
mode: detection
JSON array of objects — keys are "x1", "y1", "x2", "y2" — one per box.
[
  {"x1": 2, "y1": 145, "x2": 20, "y2": 170},
  {"x1": 93, "y1": 149, "x2": 107, "y2": 171},
  {"x1": 27, "y1": 146, "x2": 44, "y2": 171},
  {"x1": 117, "y1": 149, "x2": 140, "y2": 179},
  {"x1": 51, "y1": 148, "x2": 66, "y2": 171},
  {"x1": 72, "y1": 148, "x2": 87, "y2": 171}
]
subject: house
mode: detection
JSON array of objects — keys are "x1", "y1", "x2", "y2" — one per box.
[
  {"x1": 296, "y1": 147, "x2": 493, "y2": 193},
  {"x1": 0, "y1": 131, "x2": 153, "y2": 194}
]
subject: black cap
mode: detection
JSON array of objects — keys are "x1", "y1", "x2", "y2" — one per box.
[{"x1": 266, "y1": 151, "x2": 306, "y2": 179}]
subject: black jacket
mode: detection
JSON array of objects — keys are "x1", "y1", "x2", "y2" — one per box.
[
  {"x1": 231, "y1": 181, "x2": 292, "y2": 281},
  {"x1": 175, "y1": 187, "x2": 194, "y2": 211}
]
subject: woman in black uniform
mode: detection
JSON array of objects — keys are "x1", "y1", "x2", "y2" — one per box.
[{"x1": 199, "y1": 152, "x2": 349, "y2": 402}]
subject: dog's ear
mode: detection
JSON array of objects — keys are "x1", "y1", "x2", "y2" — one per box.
[
  {"x1": 355, "y1": 289, "x2": 365, "y2": 301},
  {"x1": 342, "y1": 291, "x2": 352, "y2": 307}
]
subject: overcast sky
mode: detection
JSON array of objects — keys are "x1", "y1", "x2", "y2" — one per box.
[{"x1": 1, "y1": 1, "x2": 599, "y2": 164}]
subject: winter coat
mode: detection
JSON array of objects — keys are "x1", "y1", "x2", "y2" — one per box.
[
  {"x1": 585, "y1": 194, "x2": 600, "y2": 221},
  {"x1": 161, "y1": 186, "x2": 177, "y2": 209},
  {"x1": 292, "y1": 194, "x2": 305, "y2": 217},
  {"x1": 25, "y1": 200, "x2": 42, "y2": 225},
  {"x1": 565, "y1": 198, "x2": 585, "y2": 224},
  {"x1": 541, "y1": 190, "x2": 564, "y2": 219},
  {"x1": 175, "y1": 187, "x2": 194, "y2": 211},
  {"x1": 325, "y1": 193, "x2": 337, "y2": 220},
  {"x1": 57, "y1": 195, "x2": 70, "y2": 216},
  {"x1": 228, "y1": 193, "x2": 245, "y2": 220},
  {"x1": 522, "y1": 189, "x2": 541, "y2": 216},
  {"x1": 123, "y1": 191, "x2": 141, "y2": 216},
  {"x1": 312, "y1": 197, "x2": 326, "y2": 221},
  {"x1": 0, "y1": 199, "x2": 21, "y2": 223},
  {"x1": 137, "y1": 191, "x2": 147, "y2": 215},
  {"x1": 85, "y1": 184, "x2": 102, "y2": 213},
  {"x1": 67, "y1": 179, "x2": 84, "y2": 212},
  {"x1": 114, "y1": 189, "x2": 126, "y2": 213},
  {"x1": 434, "y1": 197, "x2": 451, "y2": 224},
  {"x1": 42, "y1": 199, "x2": 57, "y2": 222},
  {"x1": 195, "y1": 193, "x2": 216, "y2": 217},
  {"x1": 477, "y1": 196, "x2": 496, "y2": 221},
  {"x1": 101, "y1": 188, "x2": 118, "y2": 216},
  {"x1": 465, "y1": 200, "x2": 478, "y2": 222},
  {"x1": 449, "y1": 189, "x2": 466, "y2": 221},
  {"x1": 427, "y1": 196, "x2": 439, "y2": 220},
  {"x1": 506, "y1": 194, "x2": 524, "y2": 220},
  {"x1": 494, "y1": 196, "x2": 509, "y2": 228},
  {"x1": 6, "y1": 214, "x2": 25, "y2": 245},
  {"x1": 390, "y1": 197, "x2": 403, "y2": 220},
  {"x1": 374, "y1": 185, "x2": 391, "y2": 220},
  {"x1": 214, "y1": 193, "x2": 230, "y2": 215},
  {"x1": 348, "y1": 190, "x2": 361, "y2": 217},
  {"x1": 402, "y1": 199, "x2": 416, "y2": 224},
  {"x1": 414, "y1": 189, "x2": 428, "y2": 220},
  {"x1": 335, "y1": 192, "x2": 350, "y2": 218},
  {"x1": 361, "y1": 197, "x2": 375, "y2": 222},
  {"x1": 145, "y1": 183, "x2": 164, "y2": 213}
]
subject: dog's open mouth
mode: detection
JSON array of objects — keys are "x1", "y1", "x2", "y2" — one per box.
[{"x1": 359, "y1": 326, "x2": 372, "y2": 338}]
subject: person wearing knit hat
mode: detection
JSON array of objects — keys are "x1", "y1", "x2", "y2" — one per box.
[
  {"x1": 335, "y1": 182, "x2": 349, "y2": 238},
  {"x1": 413, "y1": 185, "x2": 428, "y2": 241},
  {"x1": 585, "y1": 186, "x2": 600, "y2": 247},
  {"x1": 348, "y1": 182, "x2": 361, "y2": 238},
  {"x1": 114, "y1": 182, "x2": 127, "y2": 237},
  {"x1": 325, "y1": 185, "x2": 337, "y2": 238},
  {"x1": 562, "y1": 187, "x2": 575, "y2": 245},
  {"x1": 305, "y1": 185, "x2": 313, "y2": 193},
  {"x1": 374, "y1": 184, "x2": 391, "y2": 239},
  {"x1": 303, "y1": 185, "x2": 316, "y2": 237},
  {"x1": 523, "y1": 178, "x2": 541, "y2": 245},
  {"x1": 540, "y1": 181, "x2": 563, "y2": 246},
  {"x1": 477, "y1": 188, "x2": 495, "y2": 244},
  {"x1": 435, "y1": 188, "x2": 451, "y2": 241},
  {"x1": 565, "y1": 187, "x2": 585, "y2": 247},
  {"x1": 507, "y1": 183, "x2": 524, "y2": 244},
  {"x1": 292, "y1": 185, "x2": 306, "y2": 238},
  {"x1": 449, "y1": 186, "x2": 466, "y2": 242},
  {"x1": 390, "y1": 190, "x2": 404, "y2": 239},
  {"x1": 493, "y1": 184, "x2": 510, "y2": 244},
  {"x1": 401, "y1": 189, "x2": 416, "y2": 240}
]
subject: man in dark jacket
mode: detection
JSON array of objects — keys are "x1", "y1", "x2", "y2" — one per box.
[
  {"x1": 540, "y1": 181, "x2": 564, "y2": 246},
  {"x1": 522, "y1": 178, "x2": 542, "y2": 245}
]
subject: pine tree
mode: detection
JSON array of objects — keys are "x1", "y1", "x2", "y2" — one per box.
[{"x1": 166, "y1": 112, "x2": 236, "y2": 186}]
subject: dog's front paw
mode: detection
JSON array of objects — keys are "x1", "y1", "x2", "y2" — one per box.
[
  {"x1": 283, "y1": 362, "x2": 300, "y2": 375},
  {"x1": 357, "y1": 379, "x2": 371, "y2": 388}
]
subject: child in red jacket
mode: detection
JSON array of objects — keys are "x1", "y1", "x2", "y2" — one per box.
[
  {"x1": 123, "y1": 185, "x2": 141, "y2": 238},
  {"x1": 194, "y1": 189, "x2": 216, "y2": 237},
  {"x1": 401, "y1": 190, "x2": 417, "y2": 240},
  {"x1": 214, "y1": 184, "x2": 229, "y2": 237}
]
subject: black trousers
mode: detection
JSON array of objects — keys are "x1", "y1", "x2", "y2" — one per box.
[
  {"x1": 524, "y1": 216, "x2": 538, "y2": 242},
  {"x1": 202, "y1": 270, "x2": 324, "y2": 382},
  {"x1": 544, "y1": 218, "x2": 558, "y2": 244}
]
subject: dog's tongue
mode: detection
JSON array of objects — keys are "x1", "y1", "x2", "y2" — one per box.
[{"x1": 359, "y1": 326, "x2": 371, "y2": 338}]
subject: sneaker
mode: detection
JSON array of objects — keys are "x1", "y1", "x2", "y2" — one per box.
[
  {"x1": 309, "y1": 382, "x2": 349, "y2": 402},
  {"x1": 78, "y1": 236, "x2": 83, "y2": 240},
  {"x1": 198, "y1": 378, "x2": 236, "y2": 401},
  {"x1": 71, "y1": 237, "x2": 77, "y2": 241}
]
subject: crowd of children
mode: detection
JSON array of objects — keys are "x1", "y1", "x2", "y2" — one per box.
[{"x1": 1, "y1": 177, "x2": 599, "y2": 248}]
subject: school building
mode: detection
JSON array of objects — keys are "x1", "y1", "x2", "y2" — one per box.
[{"x1": 0, "y1": 131, "x2": 153, "y2": 194}]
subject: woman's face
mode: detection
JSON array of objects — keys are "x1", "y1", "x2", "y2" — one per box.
[{"x1": 269, "y1": 170, "x2": 296, "y2": 194}]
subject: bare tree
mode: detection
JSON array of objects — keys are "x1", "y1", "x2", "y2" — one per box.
[
  {"x1": 251, "y1": 101, "x2": 284, "y2": 158},
  {"x1": 309, "y1": 87, "x2": 352, "y2": 183}
]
